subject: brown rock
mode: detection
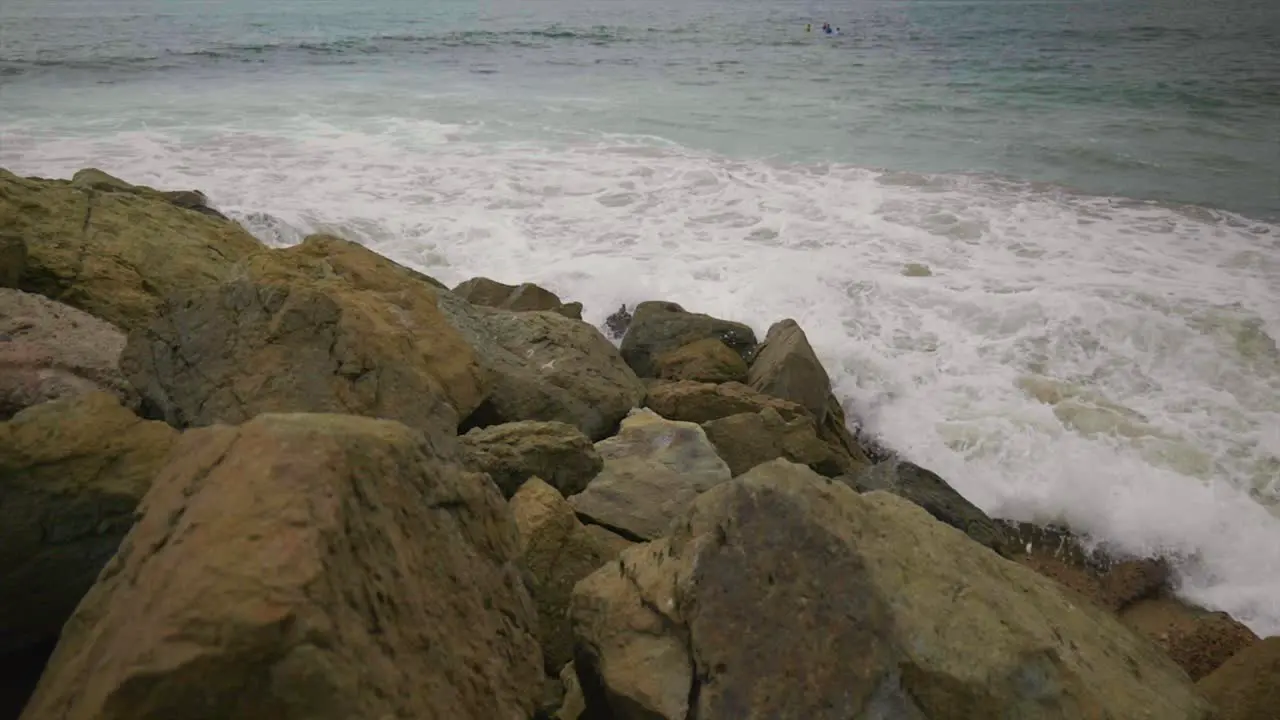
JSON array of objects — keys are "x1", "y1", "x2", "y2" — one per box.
[
  {"x1": 0, "y1": 392, "x2": 178, "y2": 656},
  {"x1": 1005, "y1": 522, "x2": 1172, "y2": 611},
  {"x1": 582, "y1": 525, "x2": 635, "y2": 558},
  {"x1": 653, "y1": 337, "x2": 748, "y2": 383},
  {"x1": 439, "y1": 291, "x2": 645, "y2": 441},
  {"x1": 512, "y1": 478, "x2": 626, "y2": 675},
  {"x1": 556, "y1": 662, "x2": 586, "y2": 720},
  {"x1": 121, "y1": 234, "x2": 489, "y2": 434},
  {"x1": 619, "y1": 301, "x2": 756, "y2": 378},
  {"x1": 841, "y1": 458, "x2": 1013, "y2": 556},
  {"x1": 462, "y1": 421, "x2": 603, "y2": 498},
  {"x1": 747, "y1": 319, "x2": 831, "y2": 423},
  {"x1": 570, "y1": 459, "x2": 1211, "y2": 720},
  {"x1": 645, "y1": 379, "x2": 809, "y2": 425},
  {"x1": 568, "y1": 409, "x2": 731, "y2": 541},
  {"x1": 1196, "y1": 636, "x2": 1280, "y2": 720},
  {"x1": 702, "y1": 407, "x2": 850, "y2": 477},
  {"x1": 0, "y1": 288, "x2": 139, "y2": 419},
  {"x1": 1121, "y1": 596, "x2": 1260, "y2": 681},
  {"x1": 0, "y1": 167, "x2": 262, "y2": 331},
  {"x1": 0, "y1": 233, "x2": 24, "y2": 288},
  {"x1": 454, "y1": 276, "x2": 583, "y2": 319},
  {"x1": 20, "y1": 412, "x2": 543, "y2": 720}
]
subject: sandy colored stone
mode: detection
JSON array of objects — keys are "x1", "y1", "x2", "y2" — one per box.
[
  {"x1": 747, "y1": 318, "x2": 831, "y2": 423},
  {"x1": 702, "y1": 407, "x2": 849, "y2": 477},
  {"x1": 645, "y1": 379, "x2": 809, "y2": 425},
  {"x1": 1196, "y1": 636, "x2": 1280, "y2": 720},
  {"x1": 21, "y1": 412, "x2": 543, "y2": 720},
  {"x1": 0, "y1": 288, "x2": 138, "y2": 419},
  {"x1": 439, "y1": 291, "x2": 645, "y2": 441},
  {"x1": 453, "y1": 276, "x2": 583, "y2": 319},
  {"x1": 0, "y1": 392, "x2": 177, "y2": 656},
  {"x1": 570, "y1": 459, "x2": 1211, "y2": 720},
  {"x1": 0, "y1": 167, "x2": 262, "y2": 331},
  {"x1": 512, "y1": 478, "x2": 624, "y2": 674},
  {"x1": 121, "y1": 234, "x2": 489, "y2": 434},
  {"x1": 653, "y1": 337, "x2": 749, "y2": 383},
  {"x1": 620, "y1": 301, "x2": 756, "y2": 378},
  {"x1": 462, "y1": 421, "x2": 603, "y2": 498},
  {"x1": 569, "y1": 408, "x2": 731, "y2": 540}
]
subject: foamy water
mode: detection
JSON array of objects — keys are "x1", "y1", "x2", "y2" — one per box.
[{"x1": 6, "y1": 113, "x2": 1278, "y2": 634}]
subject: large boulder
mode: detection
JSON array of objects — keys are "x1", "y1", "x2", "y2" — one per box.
[
  {"x1": 701, "y1": 407, "x2": 851, "y2": 477},
  {"x1": 120, "y1": 234, "x2": 489, "y2": 434},
  {"x1": 0, "y1": 288, "x2": 137, "y2": 419},
  {"x1": 453, "y1": 276, "x2": 583, "y2": 319},
  {"x1": 437, "y1": 291, "x2": 645, "y2": 441},
  {"x1": 645, "y1": 379, "x2": 808, "y2": 424},
  {"x1": 841, "y1": 458, "x2": 1014, "y2": 556},
  {"x1": 512, "y1": 478, "x2": 629, "y2": 675},
  {"x1": 569, "y1": 408, "x2": 731, "y2": 541},
  {"x1": 0, "y1": 392, "x2": 177, "y2": 656},
  {"x1": 569, "y1": 459, "x2": 1211, "y2": 720},
  {"x1": 1196, "y1": 637, "x2": 1280, "y2": 720},
  {"x1": 461, "y1": 421, "x2": 603, "y2": 498},
  {"x1": 21, "y1": 412, "x2": 544, "y2": 720},
  {"x1": 0, "y1": 233, "x2": 24, "y2": 288},
  {"x1": 652, "y1": 338, "x2": 748, "y2": 383},
  {"x1": 619, "y1": 301, "x2": 756, "y2": 378},
  {"x1": 0, "y1": 167, "x2": 262, "y2": 331},
  {"x1": 747, "y1": 319, "x2": 831, "y2": 423}
]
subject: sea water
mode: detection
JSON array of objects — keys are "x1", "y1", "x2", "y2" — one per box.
[{"x1": 3, "y1": 0, "x2": 1279, "y2": 635}]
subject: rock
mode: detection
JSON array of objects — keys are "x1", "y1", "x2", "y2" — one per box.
[
  {"x1": 0, "y1": 167, "x2": 262, "y2": 331},
  {"x1": 1196, "y1": 637, "x2": 1280, "y2": 720},
  {"x1": 603, "y1": 304, "x2": 632, "y2": 340},
  {"x1": 463, "y1": 421, "x2": 603, "y2": 498},
  {"x1": 512, "y1": 478, "x2": 626, "y2": 674},
  {"x1": 841, "y1": 459, "x2": 1013, "y2": 556},
  {"x1": 1120, "y1": 596, "x2": 1260, "y2": 681},
  {"x1": 1004, "y1": 522, "x2": 1171, "y2": 611},
  {"x1": 568, "y1": 408, "x2": 731, "y2": 541},
  {"x1": 120, "y1": 234, "x2": 489, "y2": 434},
  {"x1": 619, "y1": 301, "x2": 757, "y2": 378},
  {"x1": 903, "y1": 262, "x2": 933, "y2": 277},
  {"x1": 645, "y1": 379, "x2": 809, "y2": 425},
  {"x1": 747, "y1": 319, "x2": 831, "y2": 423},
  {"x1": 702, "y1": 408, "x2": 850, "y2": 477},
  {"x1": 582, "y1": 525, "x2": 635, "y2": 558},
  {"x1": 0, "y1": 288, "x2": 139, "y2": 419},
  {"x1": 557, "y1": 663, "x2": 586, "y2": 720},
  {"x1": 453, "y1": 276, "x2": 583, "y2": 319},
  {"x1": 70, "y1": 168, "x2": 230, "y2": 222},
  {"x1": 569, "y1": 459, "x2": 1211, "y2": 720},
  {"x1": 0, "y1": 392, "x2": 178, "y2": 656},
  {"x1": 0, "y1": 233, "x2": 24, "y2": 288},
  {"x1": 21, "y1": 412, "x2": 543, "y2": 720},
  {"x1": 653, "y1": 337, "x2": 749, "y2": 383},
  {"x1": 438, "y1": 291, "x2": 645, "y2": 441}
]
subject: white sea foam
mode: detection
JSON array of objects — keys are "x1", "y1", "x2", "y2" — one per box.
[{"x1": 5, "y1": 115, "x2": 1280, "y2": 635}]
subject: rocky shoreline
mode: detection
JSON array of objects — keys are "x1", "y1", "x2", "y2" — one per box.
[{"x1": 0, "y1": 166, "x2": 1274, "y2": 719}]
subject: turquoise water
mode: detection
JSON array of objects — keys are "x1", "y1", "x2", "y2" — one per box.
[{"x1": 3, "y1": 0, "x2": 1280, "y2": 634}]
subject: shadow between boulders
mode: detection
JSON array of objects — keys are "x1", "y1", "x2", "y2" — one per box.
[{"x1": 0, "y1": 638, "x2": 54, "y2": 720}]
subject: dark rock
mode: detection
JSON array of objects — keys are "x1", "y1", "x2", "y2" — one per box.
[
  {"x1": 0, "y1": 233, "x2": 24, "y2": 289},
  {"x1": 747, "y1": 319, "x2": 830, "y2": 423},
  {"x1": 619, "y1": 301, "x2": 756, "y2": 378},
  {"x1": 603, "y1": 304, "x2": 632, "y2": 340}
]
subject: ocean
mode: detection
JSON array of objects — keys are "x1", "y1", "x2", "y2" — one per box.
[{"x1": 2, "y1": 0, "x2": 1278, "y2": 634}]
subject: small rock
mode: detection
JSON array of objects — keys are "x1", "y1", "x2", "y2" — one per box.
[
  {"x1": 568, "y1": 408, "x2": 731, "y2": 540},
  {"x1": 19, "y1": 412, "x2": 544, "y2": 720},
  {"x1": 569, "y1": 458, "x2": 1211, "y2": 720},
  {"x1": 557, "y1": 663, "x2": 586, "y2": 720},
  {"x1": 840, "y1": 458, "x2": 1014, "y2": 556},
  {"x1": 603, "y1": 304, "x2": 632, "y2": 340},
  {"x1": 1005, "y1": 522, "x2": 1173, "y2": 610},
  {"x1": 653, "y1": 337, "x2": 749, "y2": 383},
  {"x1": 453, "y1": 276, "x2": 583, "y2": 319},
  {"x1": 0, "y1": 288, "x2": 138, "y2": 419},
  {"x1": 620, "y1": 301, "x2": 756, "y2": 378},
  {"x1": 1120, "y1": 595, "x2": 1260, "y2": 681},
  {"x1": 0, "y1": 233, "x2": 24, "y2": 288},
  {"x1": 1196, "y1": 636, "x2": 1280, "y2": 720},
  {"x1": 702, "y1": 408, "x2": 850, "y2": 477},
  {"x1": 0, "y1": 392, "x2": 177, "y2": 656},
  {"x1": 512, "y1": 478, "x2": 626, "y2": 674},
  {"x1": 902, "y1": 262, "x2": 933, "y2": 277},
  {"x1": 463, "y1": 421, "x2": 603, "y2": 498},
  {"x1": 747, "y1": 319, "x2": 831, "y2": 423},
  {"x1": 645, "y1": 379, "x2": 809, "y2": 425}
]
